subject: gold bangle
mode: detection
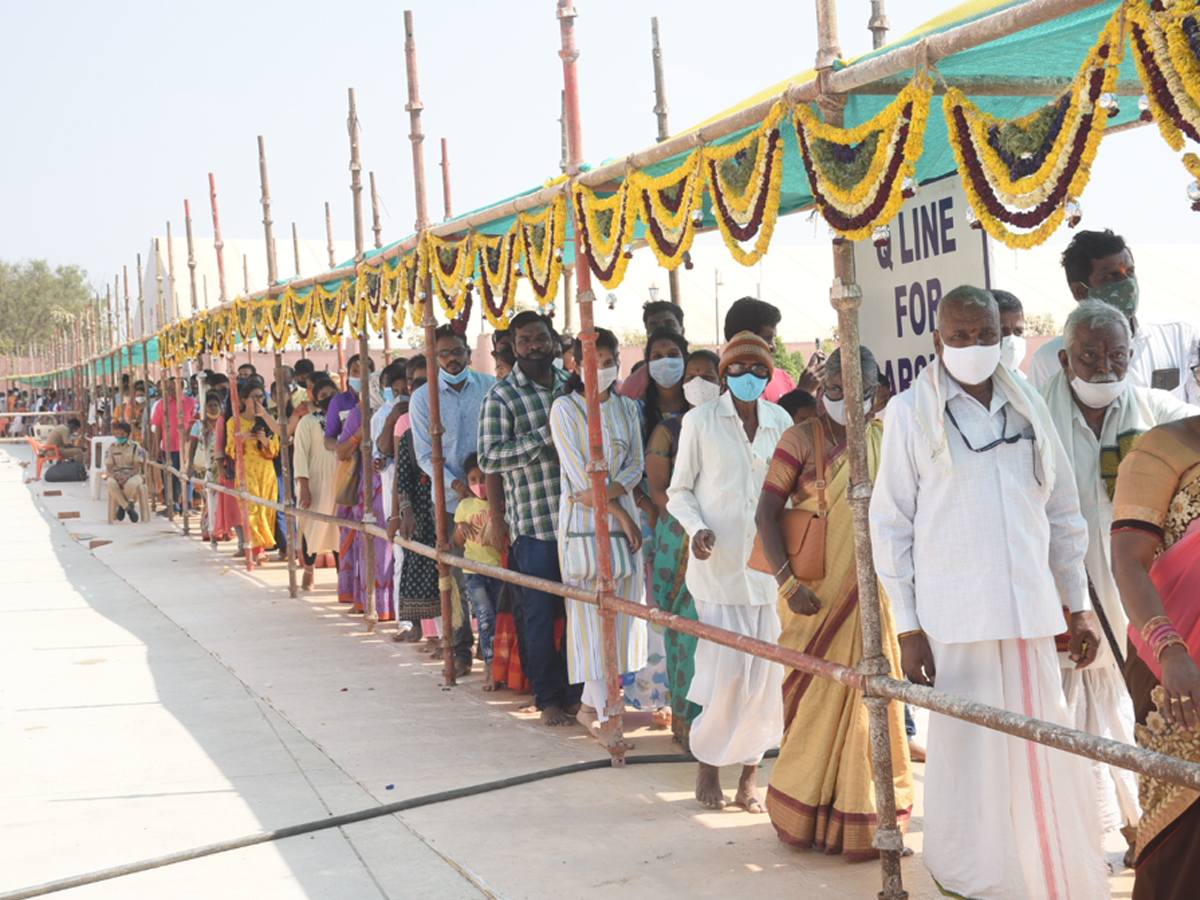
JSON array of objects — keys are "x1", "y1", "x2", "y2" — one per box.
[{"x1": 897, "y1": 629, "x2": 924, "y2": 639}]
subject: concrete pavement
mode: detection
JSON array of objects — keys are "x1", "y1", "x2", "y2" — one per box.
[{"x1": 0, "y1": 445, "x2": 1134, "y2": 899}]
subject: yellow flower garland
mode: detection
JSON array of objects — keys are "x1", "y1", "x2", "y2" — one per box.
[
  {"x1": 945, "y1": 12, "x2": 1122, "y2": 249},
  {"x1": 518, "y1": 196, "x2": 566, "y2": 306},
  {"x1": 572, "y1": 178, "x2": 637, "y2": 288},
  {"x1": 475, "y1": 232, "x2": 520, "y2": 329},
  {"x1": 703, "y1": 100, "x2": 788, "y2": 265},
  {"x1": 423, "y1": 232, "x2": 476, "y2": 319},
  {"x1": 629, "y1": 149, "x2": 705, "y2": 270}
]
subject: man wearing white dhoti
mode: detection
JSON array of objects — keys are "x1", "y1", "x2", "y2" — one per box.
[
  {"x1": 667, "y1": 331, "x2": 792, "y2": 814},
  {"x1": 1041, "y1": 300, "x2": 1196, "y2": 865},
  {"x1": 870, "y1": 286, "x2": 1110, "y2": 900}
]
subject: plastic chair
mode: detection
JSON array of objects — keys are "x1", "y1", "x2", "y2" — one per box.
[
  {"x1": 90, "y1": 436, "x2": 118, "y2": 501},
  {"x1": 25, "y1": 436, "x2": 61, "y2": 479},
  {"x1": 107, "y1": 480, "x2": 150, "y2": 524},
  {"x1": 33, "y1": 423, "x2": 54, "y2": 442}
]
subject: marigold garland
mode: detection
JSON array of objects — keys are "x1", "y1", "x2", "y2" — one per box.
[
  {"x1": 704, "y1": 100, "x2": 788, "y2": 265},
  {"x1": 518, "y1": 196, "x2": 566, "y2": 305},
  {"x1": 795, "y1": 73, "x2": 932, "y2": 241},
  {"x1": 1129, "y1": 1, "x2": 1200, "y2": 150},
  {"x1": 423, "y1": 233, "x2": 476, "y2": 319},
  {"x1": 629, "y1": 149, "x2": 705, "y2": 270},
  {"x1": 945, "y1": 14, "x2": 1122, "y2": 249},
  {"x1": 572, "y1": 179, "x2": 637, "y2": 288},
  {"x1": 476, "y1": 233, "x2": 520, "y2": 329}
]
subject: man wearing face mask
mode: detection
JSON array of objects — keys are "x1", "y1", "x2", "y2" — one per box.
[
  {"x1": 411, "y1": 330, "x2": 497, "y2": 675},
  {"x1": 667, "y1": 332, "x2": 792, "y2": 814},
  {"x1": 291, "y1": 359, "x2": 315, "y2": 410},
  {"x1": 1028, "y1": 229, "x2": 1199, "y2": 399},
  {"x1": 994, "y1": 289, "x2": 1028, "y2": 376},
  {"x1": 1041, "y1": 300, "x2": 1196, "y2": 863},
  {"x1": 870, "y1": 286, "x2": 1109, "y2": 900},
  {"x1": 105, "y1": 421, "x2": 146, "y2": 522},
  {"x1": 478, "y1": 311, "x2": 579, "y2": 726}
]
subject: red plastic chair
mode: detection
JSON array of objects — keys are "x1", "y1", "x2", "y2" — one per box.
[{"x1": 26, "y1": 435, "x2": 61, "y2": 479}]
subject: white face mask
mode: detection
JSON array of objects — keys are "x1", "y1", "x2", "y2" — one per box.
[
  {"x1": 1070, "y1": 372, "x2": 1127, "y2": 409},
  {"x1": 1000, "y1": 335, "x2": 1026, "y2": 371},
  {"x1": 596, "y1": 365, "x2": 619, "y2": 394},
  {"x1": 682, "y1": 377, "x2": 720, "y2": 407},
  {"x1": 648, "y1": 356, "x2": 685, "y2": 388},
  {"x1": 823, "y1": 394, "x2": 873, "y2": 426},
  {"x1": 552, "y1": 358, "x2": 566, "y2": 370},
  {"x1": 940, "y1": 342, "x2": 1001, "y2": 386}
]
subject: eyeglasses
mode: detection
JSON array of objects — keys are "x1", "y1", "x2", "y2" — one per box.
[
  {"x1": 823, "y1": 386, "x2": 874, "y2": 403},
  {"x1": 945, "y1": 404, "x2": 1026, "y2": 453},
  {"x1": 725, "y1": 362, "x2": 770, "y2": 379},
  {"x1": 436, "y1": 348, "x2": 469, "y2": 360}
]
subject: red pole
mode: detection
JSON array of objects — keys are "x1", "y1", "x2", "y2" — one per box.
[{"x1": 558, "y1": 0, "x2": 628, "y2": 765}]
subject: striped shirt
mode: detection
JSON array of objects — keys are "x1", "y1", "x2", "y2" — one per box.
[{"x1": 477, "y1": 364, "x2": 571, "y2": 542}]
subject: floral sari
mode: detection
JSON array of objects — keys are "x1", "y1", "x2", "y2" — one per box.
[
  {"x1": 1111, "y1": 425, "x2": 1200, "y2": 899},
  {"x1": 762, "y1": 417, "x2": 913, "y2": 861}
]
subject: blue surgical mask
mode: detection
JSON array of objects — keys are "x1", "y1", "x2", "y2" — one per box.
[
  {"x1": 648, "y1": 356, "x2": 685, "y2": 388},
  {"x1": 348, "y1": 377, "x2": 362, "y2": 394},
  {"x1": 726, "y1": 372, "x2": 768, "y2": 403},
  {"x1": 382, "y1": 387, "x2": 395, "y2": 404},
  {"x1": 441, "y1": 367, "x2": 470, "y2": 386}
]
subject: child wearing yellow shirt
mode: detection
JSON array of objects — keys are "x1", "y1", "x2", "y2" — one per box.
[{"x1": 454, "y1": 454, "x2": 503, "y2": 691}]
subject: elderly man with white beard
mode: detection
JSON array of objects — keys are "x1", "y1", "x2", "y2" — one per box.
[
  {"x1": 1040, "y1": 299, "x2": 1197, "y2": 866},
  {"x1": 870, "y1": 285, "x2": 1110, "y2": 900}
]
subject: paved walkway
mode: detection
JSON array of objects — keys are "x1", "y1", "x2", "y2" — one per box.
[{"x1": 0, "y1": 445, "x2": 1134, "y2": 899}]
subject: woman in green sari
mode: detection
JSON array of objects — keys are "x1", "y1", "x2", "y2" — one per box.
[{"x1": 646, "y1": 349, "x2": 721, "y2": 747}]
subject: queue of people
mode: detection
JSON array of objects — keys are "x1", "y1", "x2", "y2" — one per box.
[{"x1": 74, "y1": 225, "x2": 1200, "y2": 900}]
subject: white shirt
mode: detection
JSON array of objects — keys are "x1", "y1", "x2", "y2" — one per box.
[
  {"x1": 870, "y1": 377, "x2": 1090, "y2": 643},
  {"x1": 1028, "y1": 319, "x2": 1199, "y2": 400},
  {"x1": 666, "y1": 391, "x2": 792, "y2": 607},
  {"x1": 1048, "y1": 380, "x2": 1195, "y2": 665}
]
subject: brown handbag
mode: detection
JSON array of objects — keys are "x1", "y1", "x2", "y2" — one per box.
[
  {"x1": 334, "y1": 452, "x2": 363, "y2": 506},
  {"x1": 748, "y1": 419, "x2": 828, "y2": 582}
]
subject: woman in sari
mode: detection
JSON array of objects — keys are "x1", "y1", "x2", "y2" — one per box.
[
  {"x1": 1112, "y1": 414, "x2": 1200, "y2": 900},
  {"x1": 754, "y1": 346, "x2": 913, "y2": 860},
  {"x1": 646, "y1": 348, "x2": 720, "y2": 747},
  {"x1": 334, "y1": 402, "x2": 395, "y2": 621},
  {"x1": 226, "y1": 383, "x2": 280, "y2": 562}
]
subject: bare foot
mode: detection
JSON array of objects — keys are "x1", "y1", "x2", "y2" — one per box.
[
  {"x1": 695, "y1": 763, "x2": 726, "y2": 809},
  {"x1": 481, "y1": 664, "x2": 498, "y2": 692},
  {"x1": 455, "y1": 659, "x2": 472, "y2": 679},
  {"x1": 596, "y1": 717, "x2": 634, "y2": 749},
  {"x1": 517, "y1": 703, "x2": 539, "y2": 714},
  {"x1": 909, "y1": 740, "x2": 927, "y2": 763},
  {"x1": 734, "y1": 764, "x2": 765, "y2": 814},
  {"x1": 576, "y1": 704, "x2": 602, "y2": 738},
  {"x1": 652, "y1": 707, "x2": 672, "y2": 730},
  {"x1": 541, "y1": 705, "x2": 573, "y2": 727}
]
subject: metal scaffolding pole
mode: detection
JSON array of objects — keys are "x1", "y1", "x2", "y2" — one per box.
[
  {"x1": 404, "y1": 11, "x2": 456, "y2": 685},
  {"x1": 558, "y1": 0, "x2": 628, "y2": 765},
  {"x1": 258, "y1": 136, "x2": 300, "y2": 598},
  {"x1": 816, "y1": 1, "x2": 905, "y2": 897}
]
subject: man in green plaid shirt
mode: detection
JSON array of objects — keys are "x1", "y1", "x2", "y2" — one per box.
[{"x1": 478, "y1": 310, "x2": 582, "y2": 726}]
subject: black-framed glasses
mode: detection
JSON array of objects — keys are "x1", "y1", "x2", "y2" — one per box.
[
  {"x1": 945, "y1": 404, "x2": 1024, "y2": 453},
  {"x1": 726, "y1": 362, "x2": 770, "y2": 379},
  {"x1": 436, "y1": 348, "x2": 469, "y2": 360}
]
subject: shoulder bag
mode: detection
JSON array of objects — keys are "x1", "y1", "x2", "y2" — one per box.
[{"x1": 748, "y1": 418, "x2": 828, "y2": 582}]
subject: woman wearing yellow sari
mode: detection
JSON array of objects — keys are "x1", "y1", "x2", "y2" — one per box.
[
  {"x1": 1112, "y1": 414, "x2": 1200, "y2": 900},
  {"x1": 755, "y1": 346, "x2": 913, "y2": 860}
]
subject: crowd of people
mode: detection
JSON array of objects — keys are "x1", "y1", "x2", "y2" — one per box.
[{"x1": 18, "y1": 227, "x2": 1200, "y2": 899}]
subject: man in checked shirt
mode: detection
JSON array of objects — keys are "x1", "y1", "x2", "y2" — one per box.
[{"x1": 478, "y1": 310, "x2": 581, "y2": 726}]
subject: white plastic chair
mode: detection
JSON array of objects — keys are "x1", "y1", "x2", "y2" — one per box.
[{"x1": 90, "y1": 436, "x2": 118, "y2": 501}]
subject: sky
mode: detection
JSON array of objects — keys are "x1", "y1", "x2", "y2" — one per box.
[{"x1": 2, "y1": 0, "x2": 1197, "y2": 308}]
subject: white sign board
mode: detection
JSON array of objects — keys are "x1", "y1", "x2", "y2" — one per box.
[{"x1": 852, "y1": 175, "x2": 990, "y2": 394}]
